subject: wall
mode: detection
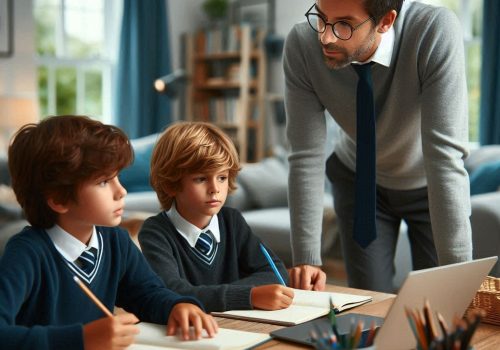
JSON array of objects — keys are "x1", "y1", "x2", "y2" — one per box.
[
  {"x1": 0, "y1": 0, "x2": 38, "y2": 156},
  {"x1": 168, "y1": 0, "x2": 209, "y2": 72},
  {"x1": 270, "y1": 0, "x2": 304, "y2": 94},
  {"x1": 0, "y1": 0, "x2": 37, "y2": 98}
]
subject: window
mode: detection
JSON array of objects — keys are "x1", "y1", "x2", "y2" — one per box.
[
  {"x1": 418, "y1": 0, "x2": 483, "y2": 143},
  {"x1": 34, "y1": 0, "x2": 121, "y2": 123}
]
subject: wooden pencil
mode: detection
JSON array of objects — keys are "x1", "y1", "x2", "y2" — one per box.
[
  {"x1": 424, "y1": 299, "x2": 439, "y2": 341},
  {"x1": 73, "y1": 275, "x2": 113, "y2": 317}
]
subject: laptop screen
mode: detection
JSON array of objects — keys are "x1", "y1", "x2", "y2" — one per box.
[{"x1": 375, "y1": 256, "x2": 497, "y2": 350}]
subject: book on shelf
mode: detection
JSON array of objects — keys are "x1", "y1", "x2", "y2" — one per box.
[
  {"x1": 128, "y1": 322, "x2": 270, "y2": 350},
  {"x1": 198, "y1": 24, "x2": 263, "y2": 55},
  {"x1": 211, "y1": 289, "x2": 373, "y2": 326}
]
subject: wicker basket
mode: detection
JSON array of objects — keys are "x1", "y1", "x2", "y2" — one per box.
[{"x1": 466, "y1": 276, "x2": 500, "y2": 326}]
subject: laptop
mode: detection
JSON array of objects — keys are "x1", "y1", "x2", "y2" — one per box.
[{"x1": 271, "y1": 256, "x2": 497, "y2": 350}]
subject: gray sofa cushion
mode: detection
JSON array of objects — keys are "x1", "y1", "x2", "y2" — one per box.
[
  {"x1": 465, "y1": 145, "x2": 500, "y2": 173},
  {"x1": 238, "y1": 157, "x2": 288, "y2": 209},
  {"x1": 224, "y1": 184, "x2": 252, "y2": 212},
  {"x1": 470, "y1": 191, "x2": 500, "y2": 277},
  {"x1": 243, "y1": 208, "x2": 292, "y2": 265}
]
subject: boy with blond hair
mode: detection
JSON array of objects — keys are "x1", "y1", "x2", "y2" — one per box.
[
  {"x1": 139, "y1": 121, "x2": 294, "y2": 312},
  {"x1": 0, "y1": 116, "x2": 217, "y2": 350}
]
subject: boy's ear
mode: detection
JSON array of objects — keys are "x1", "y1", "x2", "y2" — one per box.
[
  {"x1": 164, "y1": 184, "x2": 178, "y2": 197},
  {"x1": 47, "y1": 196, "x2": 69, "y2": 214}
]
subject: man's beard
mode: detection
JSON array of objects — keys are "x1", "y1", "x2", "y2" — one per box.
[{"x1": 321, "y1": 30, "x2": 376, "y2": 70}]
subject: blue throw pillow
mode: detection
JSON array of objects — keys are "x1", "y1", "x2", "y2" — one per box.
[
  {"x1": 469, "y1": 160, "x2": 500, "y2": 195},
  {"x1": 119, "y1": 134, "x2": 159, "y2": 193}
]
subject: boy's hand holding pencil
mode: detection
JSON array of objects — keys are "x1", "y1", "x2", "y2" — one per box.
[
  {"x1": 251, "y1": 284, "x2": 295, "y2": 310},
  {"x1": 83, "y1": 313, "x2": 140, "y2": 350},
  {"x1": 74, "y1": 276, "x2": 140, "y2": 349},
  {"x1": 74, "y1": 275, "x2": 218, "y2": 347}
]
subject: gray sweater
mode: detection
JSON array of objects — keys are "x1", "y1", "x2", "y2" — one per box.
[
  {"x1": 138, "y1": 207, "x2": 289, "y2": 312},
  {"x1": 283, "y1": 1, "x2": 472, "y2": 266}
]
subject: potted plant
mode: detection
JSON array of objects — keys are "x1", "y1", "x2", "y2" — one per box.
[{"x1": 202, "y1": 0, "x2": 229, "y2": 23}]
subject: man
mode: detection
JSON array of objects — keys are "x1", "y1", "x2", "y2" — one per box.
[{"x1": 284, "y1": 0, "x2": 472, "y2": 292}]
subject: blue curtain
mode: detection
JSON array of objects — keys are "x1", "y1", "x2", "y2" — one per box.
[
  {"x1": 115, "y1": 0, "x2": 172, "y2": 139},
  {"x1": 479, "y1": 0, "x2": 500, "y2": 145}
]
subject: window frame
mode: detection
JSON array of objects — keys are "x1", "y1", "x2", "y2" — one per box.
[
  {"x1": 35, "y1": 0, "x2": 121, "y2": 123},
  {"x1": 418, "y1": 0, "x2": 482, "y2": 145}
]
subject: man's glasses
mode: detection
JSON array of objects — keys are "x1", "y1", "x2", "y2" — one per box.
[{"x1": 305, "y1": 4, "x2": 373, "y2": 41}]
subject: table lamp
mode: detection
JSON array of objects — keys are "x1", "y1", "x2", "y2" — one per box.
[{"x1": 154, "y1": 69, "x2": 188, "y2": 98}]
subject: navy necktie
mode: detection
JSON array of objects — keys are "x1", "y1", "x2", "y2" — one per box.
[
  {"x1": 195, "y1": 230, "x2": 215, "y2": 256},
  {"x1": 352, "y1": 63, "x2": 377, "y2": 248},
  {"x1": 77, "y1": 247, "x2": 98, "y2": 274}
]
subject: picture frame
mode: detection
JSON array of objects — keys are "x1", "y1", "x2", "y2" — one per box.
[{"x1": 0, "y1": 0, "x2": 13, "y2": 57}]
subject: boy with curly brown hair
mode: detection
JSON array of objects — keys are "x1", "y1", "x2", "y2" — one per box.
[{"x1": 0, "y1": 115, "x2": 217, "y2": 350}]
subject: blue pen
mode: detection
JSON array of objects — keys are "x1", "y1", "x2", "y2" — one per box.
[{"x1": 259, "y1": 243, "x2": 286, "y2": 286}]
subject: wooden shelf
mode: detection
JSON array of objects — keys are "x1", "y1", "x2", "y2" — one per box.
[
  {"x1": 183, "y1": 25, "x2": 267, "y2": 163},
  {"x1": 195, "y1": 51, "x2": 260, "y2": 61},
  {"x1": 196, "y1": 80, "x2": 258, "y2": 90}
]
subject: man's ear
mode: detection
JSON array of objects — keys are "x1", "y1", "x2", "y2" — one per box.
[
  {"x1": 47, "y1": 197, "x2": 69, "y2": 214},
  {"x1": 377, "y1": 9, "x2": 397, "y2": 33}
]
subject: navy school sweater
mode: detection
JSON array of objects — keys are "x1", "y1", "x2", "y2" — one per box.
[{"x1": 0, "y1": 226, "x2": 201, "y2": 350}]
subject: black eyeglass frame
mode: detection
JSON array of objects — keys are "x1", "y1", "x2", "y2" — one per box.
[{"x1": 305, "y1": 4, "x2": 374, "y2": 41}]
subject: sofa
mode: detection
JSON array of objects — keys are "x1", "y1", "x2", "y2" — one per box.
[
  {"x1": 1, "y1": 137, "x2": 499, "y2": 279},
  {"x1": 392, "y1": 145, "x2": 500, "y2": 283},
  {"x1": 465, "y1": 145, "x2": 500, "y2": 276}
]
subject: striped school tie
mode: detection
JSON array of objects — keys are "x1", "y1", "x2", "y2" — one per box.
[
  {"x1": 195, "y1": 230, "x2": 214, "y2": 256},
  {"x1": 193, "y1": 230, "x2": 218, "y2": 265},
  {"x1": 77, "y1": 247, "x2": 98, "y2": 274}
]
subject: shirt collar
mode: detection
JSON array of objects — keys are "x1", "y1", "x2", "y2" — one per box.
[
  {"x1": 46, "y1": 225, "x2": 99, "y2": 262},
  {"x1": 166, "y1": 202, "x2": 221, "y2": 248},
  {"x1": 352, "y1": 25, "x2": 394, "y2": 67}
]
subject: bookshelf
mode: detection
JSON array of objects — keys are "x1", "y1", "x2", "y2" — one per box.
[{"x1": 183, "y1": 25, "x2": 267, "y2": 163}]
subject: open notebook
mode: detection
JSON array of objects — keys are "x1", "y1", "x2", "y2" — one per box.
[
  {"x1": 211, "y1": 288, "x2": 372, "y2": 326},
  {"x1": 128, "y1": 322, "x2": 270, "y2": 350}
]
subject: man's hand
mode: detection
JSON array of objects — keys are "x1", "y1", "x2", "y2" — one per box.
[{"x1": 287, "y1": 264, "x2": 326, "y2": 291}]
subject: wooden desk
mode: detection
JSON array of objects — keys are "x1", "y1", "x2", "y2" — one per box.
[{"x1": 215, "y1": 285, "x2": 500, "y2": 350}]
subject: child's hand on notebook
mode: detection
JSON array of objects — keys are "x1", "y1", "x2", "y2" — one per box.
[
  {"x1": 83, "y1": 311, "x2": 139, "y2": 350},
  {"x1": 166, "y1": 303, "x2": 218, "y2": 340},
  {"x1": 251, "y1": 285, "x2": 294, "y2": 310}
]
